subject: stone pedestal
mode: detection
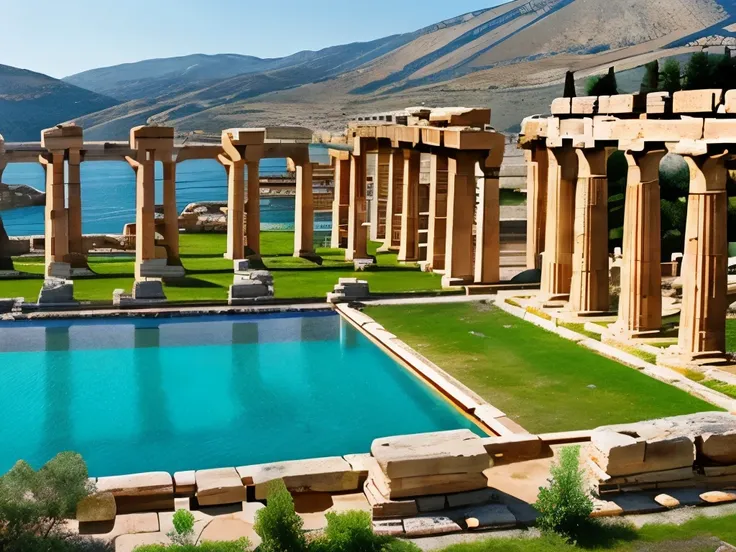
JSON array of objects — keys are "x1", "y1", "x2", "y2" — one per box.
[
  {"x1": 539, "y1": 147, "x2": 577, "y2": 301},
  {"x1": 607, "y1": 149, "x2": 665, "y2": 339},
  {"x1": 398, "y1": 150, "x2": 420, "y2": 262},
  {"x1": 38, "y1": 278, "x2": 77, "y2": 306},
  {"x1": 526, "y1": 146, "x2": 548, "y2": 270},
  {"x1": 228, "y1": 267, "x2": 274, "y2": 305},
  {"x1": 569, "y1": 148, "x2": 609, "y2": 314}
]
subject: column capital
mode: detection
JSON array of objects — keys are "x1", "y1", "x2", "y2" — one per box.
[{"x1": 681, "y1": 150, "x2": 729, "y2": 193}]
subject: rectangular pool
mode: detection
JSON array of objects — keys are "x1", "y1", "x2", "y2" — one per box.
[{"x1": 0, "y1": 312, "x2": 483, "y2": 476}]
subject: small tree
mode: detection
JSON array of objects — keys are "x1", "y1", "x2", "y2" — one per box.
[
  {"x1": 533, "y1": 446, "x2": 593, "y2": 542},
  {"x1": 254, "y1": 480, "x2": 308, "y2": 552},
  {"x1": 168, "y1": 509, "x2": 195, "y2": 546},
  {"x1": 684, "y1": 51, "x2": 713, "y2": 90},
  {"x1": 563, "y1": 71, "x2": 577, "y2": 98},
  {"x1": 640, "y1": 60, "x2": 659, "y2": 94},
  {"x1": 660, "y1": 58, "x2": 682, "y2": 94},
  {"x1": 585, "y1": 67, "x2": 618, "y2": 96}
]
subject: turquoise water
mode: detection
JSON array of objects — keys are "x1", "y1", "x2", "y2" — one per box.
[
  {"x1": 1, "y1": 152, "x2": 332, "y2": 236},
  {"x1": 0, "y1": 313, "x2": 482, "y2": 476}
]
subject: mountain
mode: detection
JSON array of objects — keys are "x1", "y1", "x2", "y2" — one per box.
[
  {"x1": 0, "y1": 64, "x2": 119, "y2": 142},
  {"x1": 16, "y1": 0, "x2": 736, "y2": 140}
]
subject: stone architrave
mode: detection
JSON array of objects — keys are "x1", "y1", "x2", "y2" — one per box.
[
  {"x1": 609, "y1": 149, "x2": 666, "y2": 338},
  {"x1": 526, "y1": 145, "x2": 549, "y2": 269},
  {"x1": 539, "y1": 147, "x2": 578, "y2": 300},
  {"x1": 346, "y1": 138, "x2": 368, "y2": 261},
  {"x1": 674, "y1": 152, "x2": 729, "y2": 361},
  {"x1": 398, "y1": 149, "x2": 420, "y2": 262},
  {"x1": 569, "y1": 148, "x2": 610, "y2": 314},
  {"x1": 294, "y1": 160, "x2": 315, "y2": 257}
]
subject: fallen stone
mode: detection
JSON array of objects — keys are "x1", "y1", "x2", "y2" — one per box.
[
  {"x1": 133, "y1": 279, "x2": 166, "y2": 300},
  {"x1": 38, "y1": 278, "x2": 76, "y2": 305},
  {"x1": 196, "y1": 468, "x2": 246, "y2": 506},
  {"x1": 654, "y1": 494, "x2": 680, "y2": 508},
  {"x1": 373, "y1": 519, "x2": 404, "y2": 536},
  {"x1": 590, "y1": 498, "x2": 624, "y2": 518},
  {"x1": 416, "y1": 495, "x2": 446, "y2": 513},
  {"x1": 700, "y1": 432, "x2": 736, "y2": 465},
  {"x1": 76, "y1": 492, "x2": 116, "y2": 523},
  {"x1": 700, "y1": 491, "x2": 736, "y2": 504},
  {"x1": 239, "y1": 457, "x2": 360, "y2": 500},
  {"x1": 402, "y1": 515, "x2": 462, "y2": 537},
  {"x1": 364, "y1": 479, "x2": 418, "y2": 519},
  {"x1": 452, "y1": 504, "x2": 516, "y2": 530},
  {"x1": 371, "y1": 430, "x2": 489, "y2": 480}
]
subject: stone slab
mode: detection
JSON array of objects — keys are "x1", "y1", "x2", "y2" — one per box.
[
  {"x1": 38, "y1": 277, "x2": 75, "y2": 304},
  {"x1": 81, "y1": 512, "x2": 159, "y2": 542},
  {"x1": 96, "y1": 472, "x2": 173, "y2": 497},
  {"x1": 654, "y1": 493, "x2": 680, "y2": 508},
  {"x1": 174, "y1": 497, "x2": 191, "y2": 511},
  {"x1": 364, "y1": 479, "x2": 418, "y2": 519},
  {"x1": 76, "y1": 492, "x2": 116, "y2": 523},
  {"x1": 373, "y1": 519, "x2": 405, "y2": 536},
  {"x1": 700, "y1": 432, "x2": 736, "y2": 464},
  {"x1": 371, "y1": 430, "x2": 489, "y2": 479},
  {"x1": 329, "y1": 492, "x2": 371, "y2": 513},
  {"x1": 452, "y1": 504, "x2": 516, "y2": 530},
  {"x1": 416, "y1": 495, "x2": 447, "y2": 513},
  {"x1": 481, "y1": 434, "x2": 544, "y2": 464},
  {"x1": 446, "y1": 488, "x2": 496, "y2": 508},
  {"x1": 402, "y1": 515, "x2": 462, "y2": 537},
  {"x1": 372, "y1": 469, "x2": 489, "y2": 500},
  {"x1": 133, "y1": 280, "x2": 166, "y2": 300},
  {"x1": 174, "y1": 470, "x2": 196, "y2": 497},
  {"x1": 238, "y1": 456, "x2": 360, "y2": 500},
  {"x1": 700, "y1": 491, "x2": 736, "y2": 504},
  {"x1": 196, "y1": 468, "x2": 246, "y2": 506}
]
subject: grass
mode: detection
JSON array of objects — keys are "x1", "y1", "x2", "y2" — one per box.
[
  {"x1": 0, "y1": 232, "x2": 443, "y2": 302},
  {"x1": 363, "y1": 302, "x2": 719, "y2": 433},
  {"x1": 438, "y1": 514, "x2": 736, "y2": 551},
  {"x1": 727, "y1": 319, "x2": 736, "y2": 352},
  {"x1": 499, "y1": 189, "x2": 527, "y2": 206},
  {"x1": 558, "y1": 322, "x2": 602, "y2": 341},
  {"x1": 702, "y1": 379, "x2": 736, "y2": 399}
]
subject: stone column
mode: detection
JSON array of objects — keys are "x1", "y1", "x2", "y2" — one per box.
[
  {"x1": 610, "y1": 149, "x2": 666, "y2": 338},
  {"x1": 41, "y1": 151, "x2": 69, "y2": 278},
  {"x1": 475, "y1": 161, "x2": 500, "y2": 284},
  {"x1": 427, "y1": 153, "x2": 448, "y2": 271},
  {"x1": 375, "y1": 148, "x2": 391, "y2": 242},
  {"x1": 294, "y1": 160, "x2": 314, "y2": 257},
  {"x1": 380, "y1": 149, "x2": 404, "y2": 251},
  {"x1": 398, "y1": 149, "x2": 420, "y2": 262},
  {"x1": 225, "y1": 159, "x2": 246, "y2": 260},
  {"x1": 444, "y1": 151, "x2": 478, "y2": 285},
  {"x1": 66, "y1": 148, "x2": 85, "y2": 268},
  {"x1": 246, "y1": 160, "x2": 261, "y2": 257},
  {"x1": 675, "y1": 152, "x2": 729, "y2": 360},
  {"x1": 539, "y1": 146, "x2": 577, "y2": 300},
  {"x1": 133, "y1": 154, "x2": 156, "y2": 281},
  {"x1": 162, "y1": 160, "x2": 180, "y2": 265},
  {"x1": 330, "y1": 154, "x2": 350, "y2": 248},
  {"x1": 569, "y1": 148, "x2": 609, "y2": 314},
  {"x1": 526, "y1": 145, "x2": 549, "y2": 269},
  {"x1": 346, "y1": 143, "x2": 368, "y2": 261}
]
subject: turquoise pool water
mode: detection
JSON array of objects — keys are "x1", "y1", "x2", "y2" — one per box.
[{"x1": 0, "y1": 313, "x2": 483, "y2": 476}]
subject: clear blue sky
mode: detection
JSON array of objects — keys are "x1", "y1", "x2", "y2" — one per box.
[{"x1": 1, "y1": 0, "x2": 503, "y2": 78}]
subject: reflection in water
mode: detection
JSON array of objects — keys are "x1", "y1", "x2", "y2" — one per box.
[
  {"x1": 340, "y1": 318, "x2": 358, "y2": 349},
  {"x1": 134, "y1": 326, "x2": 173, "y2": 442},
  {"x1": 44, "y1": 327, "x2": 72, "y2": 456},
  {"x1": 231, "y1": 323, "x2": 260, "y2": 414}
]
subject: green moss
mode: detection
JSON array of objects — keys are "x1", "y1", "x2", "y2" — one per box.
[
  {"x1": 506, "y1": 299, "x2": 522, "y2": 308},
  {"x1": 526, "y1": 306, "x2": 553, "y2": 321},
  {"x1": 364, "y1": 302, "x2": 719, "y2": 433}
]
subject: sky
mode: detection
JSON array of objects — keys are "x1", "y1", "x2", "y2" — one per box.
[{"x1": 0, "y1": 0, "x2": 504, "y2": 79}]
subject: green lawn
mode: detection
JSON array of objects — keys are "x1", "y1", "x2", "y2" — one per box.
[
  {"x1": 0, "y1": 232, "x2": 443, "y2": 302},
  {"x1": 437, "y1": 514, "x2": 736, "y2": 551},
  {"x1": 499, "y1": 189, "x2": 527, "y2": 206},
  {"x1": 363, "y1": 303, "x2": 718, "y2": 433},
  {"x1": 727, "y1": 319, "x2": 736, "y2": 352}
]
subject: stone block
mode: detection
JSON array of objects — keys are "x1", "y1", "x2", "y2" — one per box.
[
  {"x1": 47, "y1": 262, "x2": 72, "y2": 279},
  {"x1": 0, "y1": 298, "x2": 17, "y2": 313},
  {"x1": 343, "y1": 453, "x2": 370, "y2": 484},
  {"x1": 174, "y1": 497, "x2": 191, "y2": 511},
  {"x1": 364, "y1": 479, "x2": 418, "y2": 519},
  {"x1": 229, "y1": 282, "x2": 270, "y2": 299},
  {"x1": 446, "y1": 488, "x2": 495, "y2": 508},
  {"x1": 598, "y1": 94, "x2": 642, "y2": 114},
  {"x1": 481, "y1": 434, "x2": 544, "y2": 464},
  {"x1": 174, "y1": 471, "x2": 196, "y2": 497},
  {"x1": 673, "y1": 89, "x2": 722, "y2": 113},
  {"x1": 571, "y1": 97, "x2": 597, "y2": 115},
  {"x1": 654, "y1": 494, "x2": 680, "y2": 508},
  {"x1": 329, "y1": 492, "x2": 371, "y2": 513},
  {"x1": 372, "y1": 468, "x2": 489, "y2": 500},
  {"x1": 645, "y1": 436, "x2": 696, "y2": 472},
  {"x1": 353, "y1": 258, "x2": 374, "y2": 271},
  {"x1": 196, "y1": 468, "x2": 245, "y2": 506},
  {"x1": 373, "y1": 519, "x2": 404, "y2": 536},
  {"x1": 551, "y1": 98, "x2": 572, "y2": 115},
  {"x1": 403, "y1": 515, "x2": 462, "y2": 537},
  {"x1": 76, "y1": 492, "x2": 116, "y2": 522},
  {"x1": 133, "y1": 280, "x2": 166, "y2": 300},
  {"x1": 589, "y1": 430, "x2": 645, "y2": 476},
  {"x1": 700, "y1": 491, "x2": 736, "y2": 504},
  {"x1": 138, "y1": 259, "x2": 185, "y2": 279},
  {"x1": 699, "y1": 432, "x2": 736, "y2": 464},
  {"x1": 416, "y1": 495, "x2": 446, "y2": 512},
  {"x1": 96, "y1": 472, "x2": 173, "y2": 497},
  {"x1": 233, "y1": 259, "x2": 250, "y2": 272},
  {"x1": 371, "y1": 430, "x2": 489, "y2": 480},
  {"x1": 238, "y1": 456, "x2": 360, "y2": 500},
  {"x1": 38, "y1": 278, "x2": 76, "y2": 304},
  {"x1": 453, "y1": 504, "x2": 516, "y2": 530}
]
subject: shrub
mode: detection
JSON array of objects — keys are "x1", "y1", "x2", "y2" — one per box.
[
  {"x1": 133, "y1": 539, "x2": 251, "y2": 551},
  {"x1": 585, "y1": 67, "x2": 617, "y2": 96},
  {"x1": 0, "y1": 452, "x2": 94, "y2": 547},
  {"x1": 533, "y1": 446, "x2": 593, "y2": 542},
  {"x1": 310, "y1": 510, "x2": 421, "y2": 552},
  {"x1": 254, "y1": 480, "x2": 308, "y2": 552},
  {"x1": 660, "y1": 58, "x2": 682, "y2": 94},
  {"x1": 168, "y1": 509, "x2": 195, "y2": 546}
]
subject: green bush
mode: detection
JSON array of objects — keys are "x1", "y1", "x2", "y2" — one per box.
[
  {"x1": 310, "y1": 510, "x2": 420, "y2": 552},
  {"x1": 254, "y1": 480, "x2": 308, "y2": 552},
  {"x1": 168, "y1": 509, "x2": 196, "y2": 546},
  {"x1": 533, "y1": 446, "x2": 593, "y2": 542},
  {"x1": 133, "y1": 539, "x2": 251, "y2": 552},
  {"x1": 0, "y1": 452, "x2": 94, "y2": 547},
  {"x1": 660, "y1": 58, "x2": 681, "y2": 94},
  {"x1": 7, "y1": 534, "x2": 113, "y2": 551}
]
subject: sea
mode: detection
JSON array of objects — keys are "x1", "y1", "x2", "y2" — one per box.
[{"x1": 1, "y1": 146, "x2": 333, "y2": 237}]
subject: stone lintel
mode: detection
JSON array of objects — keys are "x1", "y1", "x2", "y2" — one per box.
[
  {"x1": 551, "y1": 97, "x2": 572, "y2": 115},
  {"x1": 673, "y1": 89, "x2": 723, "y2": 114},
  {"x1": 571, "y1": 96, "x2": 597, "y2": 115}
]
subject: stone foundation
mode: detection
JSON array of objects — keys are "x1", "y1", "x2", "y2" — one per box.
[
  {"x1": 327, "y1": 278, "x2": 370, "y2": 303},
  {"x1": 37, "y1": 278, "x2": 77, "y2": 306}
]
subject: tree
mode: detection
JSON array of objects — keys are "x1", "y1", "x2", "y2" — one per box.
[
  {"x1": 563, "y1": 71, "x2": 576, "y2": 98},
  {"x1": 254, "y1": 480, "x2": 308, "y2": 552},
  {"x1": 585, "y1": 67, "x2": 618, "y2": 96},
  {"x1": 660, "y1": 58, "x2": 682, "y2": 94},
  {"x1": 684, "y1": 51, "x2": 713, "y2": 90},
  {"x1": 640, "y1": 60, "x2": 659, "y2": 94}
]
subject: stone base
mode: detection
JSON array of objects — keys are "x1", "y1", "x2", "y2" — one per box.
[
  {"x1": 327, "y1": 278, "x2": 370, "y2": 304},
  {"x1": 228, "y1": 268, "x2": 274, "y2": 305},
  {"x1": 656, "y1": 348, "x2": 731, "y2": 371},
  {"x1": 137, "y1": 259, "x2": 185, "y2": 279},
  {"x1": 0, "y1": 298, "x2": 20, "y2": 314},
  {"x1": 441, "y1": 275, "x2": 473, "y2": 289},
  {"x1": 353, "y1": 258, "x2": 374, "y2": 271},
  {"x1": 602, "y1": 324, "x2": 667, "y2": 347},
  {"x1": 113, "y1": 280, "x2": 167, "y2": 307},
  {"x1": 38, "y1": 278, "x2": 77, "y2": 306},
  {"x1": 47, "y1": 261, "x2": 72, "y2": 279}
]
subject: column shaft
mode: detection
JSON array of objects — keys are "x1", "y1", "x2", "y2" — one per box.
[
  {"x1": 677, "y1": 153, "x2": 728, "y2": 357},
  {"x1": 475, "y1": 163, "x2": 500, "y2": 284},
  {"x1": 162, "y1": 161, "x2": 180, "y2": 264},
  {"x1": 398, "y1": 149, "x2": 420, "y2": 262},
  {"x1": 330, "y1": 158, "x2": 350, "y2": 248},
  {"x1": 427, "y1": 153, "x2": 448, "y2": 271},
  {"x1": 383, "y1": 150, "x2": 404, "y2": 250},
  {"x1": 375, "y1": 150, "x2": 391, "y2": 241},
  {"x1": 526, "y1": 146, "x2": 549, "y2": 269},
  {"x1": 225, "y1": 160, "x2": 246, "y2": 260},
  {"x1": 67, "y1": 149, "x2": 84, "y2": 265},
  {"x1": 569, "y1": 149, "x2": 609, "y2": 313},
  {"x1": 613, "y1": 150, "x2": 665, "y2": 336},
  {"x1": 347, "y1": 152, "x2": 368, "y2": 261},
  {"x1": 135, "y1": 156, "x2": 156, "y2": 280},
  {"x1": 44, "y1": 152, "x2": 69, "y2": 276},
  {"x1": 246, "y1": 160, "x2": 261, "y2": 256},
  {"x1": 540, "y1": 147, "x2": 577, "y2": 298},
  {"x1": 443, "y1": 152, "x2": 477, "y2": 282},
  {"x1": 294, "y1": 162, "x2": 314, "y2": 256}
]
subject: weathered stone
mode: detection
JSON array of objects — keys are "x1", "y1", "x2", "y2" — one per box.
[
  {"x1": 672, "y1": 89, "x2": 722, "y2": 113},
  {"x1": 446, "y1": 488, "x2": 496, "y2": 508},
  {"x1": 174, "y1": 470, "x2": 196, "y2": 497},
  {"x1": 327, "y1": 278, "x2": 370, "y2": 303},
  {"x1": 371, "y1": 430, "x2": 489, "y2": 480},
  {"x1": 81, "y1": 512, "x2": 160, "y2": 542},
  {"x1": 403, "y1": 515, "x2": 462, "y2": 537},
  {"x1": 364, "y1": 479, "x2": 418, "y2": 519},
  {"x1": 453, "y1": 504, "x2": 516, "y2": 530},
  {"x1": 699, "y1": 432, "x2": 736, "y2": 464},
  {"x1": 330, "y1": 492, "x2": 371, "y2": 513},
  {"x1": 343, "y1": 453, "x2": 371, "y2": 484},
  {"x1": 238, "y1": 457, "x2": 360, "y2": 500},
  {"x1": 96, "y1": 472, "x2": 173, "y2": 497},
  {"x1": 196, "y1": 468, "x2": 245, "y2": 506},
  {"x1": 589, "y1": 430, "x2": 645, "y2": 476},
  {"x1": 481, "y1": 434, "x2": 544, "y2": 464},
  {"x1": 38, "y1": 278, "x2": 76, "y2": 304},
  {"x1": 76, "y1": 492, "x2": 116, "y2": 522},
  {"x1": 371, "y1": 468, "x2": 489, "y2": 500},
  {"x1": 373, "y1": 519, "x2": 404, "y2": 536},
  {"x1": 654, "y1": 494, "x2": 680, "y2": 508},
  {"x1": 700, "y1": 491, "x2": 736, "y2": 504},
  {"x1": 174, "y1": 497, "x2": 191, "y2": 511},
  {"x1": 416, "y1": 495, "x2": 446, "y2": 512},
  {"x1": 133, "y1": 279, "x2": 166, "y2": 300}
]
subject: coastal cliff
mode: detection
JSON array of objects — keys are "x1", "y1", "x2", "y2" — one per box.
[{"x1": 0, "y1": 184, "x2": 45, "y2": 211}]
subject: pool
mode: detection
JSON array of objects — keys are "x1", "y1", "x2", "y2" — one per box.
[{"x1": 0, "y1": 312, "x2": 483, "y2": 476}]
